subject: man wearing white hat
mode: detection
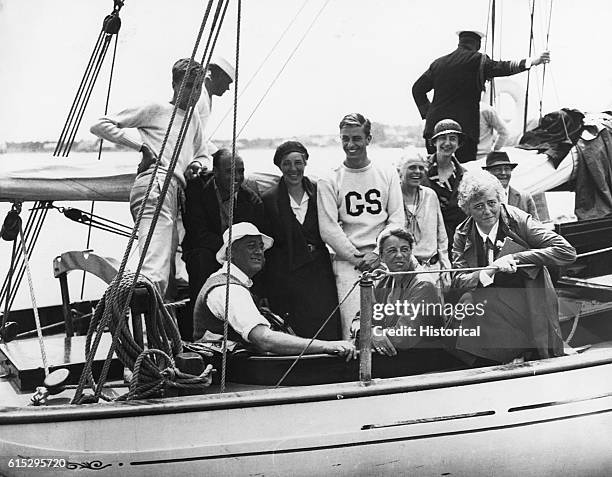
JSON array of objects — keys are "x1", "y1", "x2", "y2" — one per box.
[
  {"x1": 196, "y1": 56, "x2": 235, "y2": 153},
  {"x1": 412, "y1": 29, "x2": 550, "y2": 163},
  {"x1": 193, "y1": 222, "x2": 356, "y2": 359}
]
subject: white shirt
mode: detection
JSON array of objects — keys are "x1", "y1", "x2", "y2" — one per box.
[
  {"x1": 289, "y1": 192, "x2": 309, "y2": 224},
  {"x1": 476, "y1": 220, "x2": 500, "y2": 287},
  {"x1": 90, "y1": 102, "x2": 210, "y2": 189},
  {"x1": 502, "y1": 187, "x2": 509, "y2": 204},
  {"x1": 204, "y1": 262, "x2": 270, "y2": 348}
]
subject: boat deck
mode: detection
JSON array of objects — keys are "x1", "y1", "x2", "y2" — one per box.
[{"x1": 2, "y1": 341, "x2": 612, "y2": 409}]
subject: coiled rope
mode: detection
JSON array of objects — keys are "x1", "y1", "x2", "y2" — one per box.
[{"x1": 76, "y1": 272, "x2": 211, "y2": 402}]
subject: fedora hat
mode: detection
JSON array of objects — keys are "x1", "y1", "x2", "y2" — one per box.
[
  {"x1": 216, "y1": 222, "x2": 273, "y2": 264},
  {"x1": 431, "y1": 119, "x2": 464, "y2": 141},
  {"x1": 482, "y1": 151, "x2": 518, "y2": 170},
  {"x1": 210, "y1": 56, "x2": 235, "y2": 82}
]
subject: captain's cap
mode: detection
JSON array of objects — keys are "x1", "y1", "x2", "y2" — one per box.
[
  {"x1": 456, "y1": 30, "x2": 486, "y2": 40},
  {"x1": 210, "y1": 56, "x2": 235, "y2": 82}
]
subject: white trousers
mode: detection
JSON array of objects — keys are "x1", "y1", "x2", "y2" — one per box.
[
  {"x1": 332, "y1": 259, "x2": 362, "y2": 339},
  {"x1": 129, "y1": 174, "x2": 180, "y2": 297}
]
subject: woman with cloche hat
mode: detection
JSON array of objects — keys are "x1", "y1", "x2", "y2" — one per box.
[{"x1": 421, "y1": 119, "x2": 468, "y2": 249}]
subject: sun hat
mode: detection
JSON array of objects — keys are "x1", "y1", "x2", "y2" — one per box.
[
  {"x1": 482, "y1": 151, "x2": 518, "y2": 170},
  {"x1": 216, "y1": 222, "x2": 273, "y2": 264},
  {"x1": 210, "y1": 56, "x2": 235, "y2": 82},
  {"x1": 430, "y1": 119, "x2": 464, "y2": 141}
]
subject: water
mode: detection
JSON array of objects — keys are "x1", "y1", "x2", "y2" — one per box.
[{"x1": 0, "y1": 147, "x2": 409, "y2": 310}]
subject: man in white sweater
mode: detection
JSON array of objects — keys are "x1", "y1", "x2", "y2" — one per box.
[
  {"x1": 317, "y1": 113, "x2": 405, "y2": 338},
  {"x1": 90, "y1": 58, "x2": 210, "y2": 297}
]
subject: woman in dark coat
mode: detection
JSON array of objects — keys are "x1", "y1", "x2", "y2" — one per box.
[{"x1": 261, "y1": 141, "x2": 340, "y2": 340}]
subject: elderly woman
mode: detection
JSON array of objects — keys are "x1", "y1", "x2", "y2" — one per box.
[
  {"x1": 261, "y1": 141, "x2": 340, "y2": 339},
  {"x1": 400, "y1": 154, "x2": 451, "y2": 292},
  {"x1": 370, "y1": 227, "x2": 442, "y2": 356},
  {"x1": 450, "y1": 170, "x2": 576, "y2": 366},
  {"x1": 421, "y1": 119, "x2": 467, "y2": 245}
]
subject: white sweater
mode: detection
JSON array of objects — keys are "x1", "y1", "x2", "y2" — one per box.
[
  {"x1": 317, "y1": 160, "x2": 405, "y2": 263},
  {"x1": 90, "y1": 102, "x2": 210, "y2": 189}
]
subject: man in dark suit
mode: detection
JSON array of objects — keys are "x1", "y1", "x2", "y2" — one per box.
[
  {"x1": 412, "y1": 30, "x2": 550, "y2": 163},
  {"x1": 482, "y1": 151, "x2": 539, "y2": 220},
  {"x1": 182, "y1": 148, "x2": 265, "y2": 339}
]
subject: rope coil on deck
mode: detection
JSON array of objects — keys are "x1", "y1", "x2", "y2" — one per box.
[{"x1": 73, "y1": 272, "x2": 211, "y2": 403}]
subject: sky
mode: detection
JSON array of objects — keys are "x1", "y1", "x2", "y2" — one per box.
[{"x1": 1, "y1": 0, "x2": 611, "y2": 142}]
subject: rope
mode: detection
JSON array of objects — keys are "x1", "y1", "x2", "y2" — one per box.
[
  {"x1": 236, "y1": 0, "x2": 331, "y2": 137},
  {"x1": 220, "y1": 0, "x2": 242, "y2": 394},
  {"x1": 73, "y1": 272, "x2": 210, "y2": 402},
  {"x1": 117, "y1": 349, "x2": 213, "y2": 401},
  {"x1": 209, "y1": 0, "x2": 310, "y2": 138},
  {"x1": 18, "y1": 223, "x2": 49, "y2": 376},
  {"x1": 370, "y1": 263, "x2": 537, "y2": 279},
  {"x1": 0, "y1": 202, "x2": 52, "y2": 318},
  {"x1": 54, "y1": 1, "x2": 123, "y2": 157},
  {"x1": 537, "y1": 0, "x2": 553, "y2": 119},
  {"x1": 1, "y1": 240, "x2": 17, "y2": 339},
  {"x1": 72, "y1": 0, "x2": 224, "y2": 404},
  {"x1": 57, "y1": 206, "x2": 133, "y2": 238},
  {"x1": 82, "y1": 30, "x2": 121, "y2": 300},
  {"x1": 564, "y1": 308, "x2": 581, "y2": 344},
  {"x1": 523, "y1": 0, "x2": 536, "y2": 133},
  {"x1": 273, "y1": 277, "x2": 361, "y2": 388}
]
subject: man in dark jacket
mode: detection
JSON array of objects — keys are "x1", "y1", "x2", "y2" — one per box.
[
  {"x1": 412, "y1": 30, "x2": 550, "y2": 163},
  {"x1": 182, "y1": 148, "x2": 265, "y2": 339},
  {"x1": 450, "y1": 171, "x2": 576, "y2": 366}
]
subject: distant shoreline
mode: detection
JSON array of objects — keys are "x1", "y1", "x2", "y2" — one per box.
[{"x1": 1, "y1": 122, "x2": 427, "y2": 154}]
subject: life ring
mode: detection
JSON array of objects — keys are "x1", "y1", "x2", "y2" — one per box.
[{"x1": 489, "y1": 79, "x2": 524, "y2": 138}]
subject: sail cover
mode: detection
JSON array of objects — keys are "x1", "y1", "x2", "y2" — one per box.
[{"x1": 0, "y1": 155, "x2": 135, "y2": 202}]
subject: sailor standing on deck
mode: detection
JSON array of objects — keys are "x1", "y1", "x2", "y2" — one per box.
[
  {"x1": 317, "y1": 113, "x2": 405, "y2": 339},
  {"x1": 412, "y1": 29, "x2": 550, "y2": 163},
  {"x1": 196, "y1": 56, "x2": 235, "y2": 153},
  {"x1": 90, "y1": 58, "x2": 209, "y2": 296}
]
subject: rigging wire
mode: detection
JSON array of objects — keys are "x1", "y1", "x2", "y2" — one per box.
[
  {"x1": 236, "y1": 0, "x2": 331, "y2": 138},
  {"x1": 523, "y1": 0, "x2": 536, "y2": 133},
  {"x1": 489, "y1": 0, "x2": 497, "y2": 106},
  {"x1": 82, "y1": 27, "x2": 121, "y2": 300},
  {"x1": 539, "y1": 0, "x2": 554, "y2": 119},
  {"x1": 54, "y1": 0, "x2": 124, "y2": 157},
  {"x1": 208, "y1": 0, "x2": 310, "y2": 139},
  {"x1": 220, "y1": 0, "x2": 242, "y2": 395}
]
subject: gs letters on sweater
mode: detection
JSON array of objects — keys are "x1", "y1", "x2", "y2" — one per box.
[{"x1": 317, "y1": 161, "x2": 405, "y2": 260}]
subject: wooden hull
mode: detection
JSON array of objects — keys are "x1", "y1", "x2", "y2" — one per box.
[{"x1": 2, "y1": 350, "x2": 612, "y2": 476}]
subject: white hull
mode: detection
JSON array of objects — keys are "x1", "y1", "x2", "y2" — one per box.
[{"x1": 2, "y1": 351, "x2": 612, "y2": 476}]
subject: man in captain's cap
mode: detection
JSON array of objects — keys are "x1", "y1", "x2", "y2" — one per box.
[
  {"x1": 412, "y1": 29, "x2": 550, "y2": 163},
  {"x1": 482, "y1": 150, "x2": 539, "y2": 220}
]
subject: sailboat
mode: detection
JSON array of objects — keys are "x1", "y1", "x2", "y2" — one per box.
[{"x1": 2, "y1": 1, "x2": 612, "y2": 476}]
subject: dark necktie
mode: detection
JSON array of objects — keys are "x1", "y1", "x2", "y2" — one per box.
[{"x1": 485, "y1": 237, "x2": 495, "y2": 265}]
